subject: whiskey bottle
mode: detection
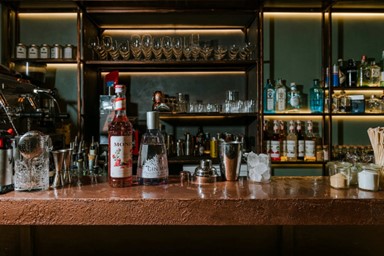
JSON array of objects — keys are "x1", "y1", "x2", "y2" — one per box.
[
  {"x1": 304, "y1": 120, "x2": 316, "y2": 162},
  {"x1": 309, "y1": 79, "x2": 324, "y2": 113},
  {"x1": 275, "y1": 78, "x2": 286, "y2": 113},
  {"x1": 369, "y1": 60, "x2": 381, "y2": 87},
  {"x1": 263, "y1": 79, "x2": 275, "y2": 113},
  {"x1": 296, "y1": 121, "x2": 305, "y2": 161},
  {"x1": 286, "y1": 120, "x2": 297, "y2": 161},
  {"x1": 279, "y1": 120, "x2": 287, "y2": 162},
  {"x1": 108, "y1": 84, "x2": 133, "y2": 187},
  {"x1": 136, "y1": 111, "x2": 169, "y2": 185},
  {"x1": 263, "y1": 120, "x2": 271, "y2": 154},
  {"x1": 270, "y1": 120, "x2": 281, "y2": 161}
]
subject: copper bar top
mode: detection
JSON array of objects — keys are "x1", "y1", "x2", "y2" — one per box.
[{"x1": 1, "y1": 176, "x2": 384, "y2": 226}]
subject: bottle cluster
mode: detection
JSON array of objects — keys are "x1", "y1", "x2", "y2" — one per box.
[
  {"x1": 329, "y1": 54, "x2": 384, "y2": 88},
  {"x1": 264, "y1": 78, "x2": 324, "y2": 113},
  {"x1": 331, "y1": 144, "x2": 374, "y2": 163},
  {"x1": 263, "y1": 119, "x2": 327, "y2": 162}
]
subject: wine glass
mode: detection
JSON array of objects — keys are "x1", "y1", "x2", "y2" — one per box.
[
  {"x1": 141, "y1": 34, "x2": 153, "y2": 60},
  {"x1": 162, "y1": 36, "x2": 173, "y2": 61},
  {"x1": 119, "y1": 39, "x2": 131, "y2": 60},
  {"x1": 152, "y1": 37, "x2": 163, "y2": 60},
  {"x1": 172, "y1": 36, "x2": 183, "y2": 61},
  {"x1": 130, "y1": 34, "x2": 142, "y2": 60}
]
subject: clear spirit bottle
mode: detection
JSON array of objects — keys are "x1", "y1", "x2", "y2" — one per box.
[
  {"x1": 263, "y1": 79, "x2": 275, "y2": 113},
  {"x1": 346, "y1": 59, "x2": 357, "y2": 87},
  {"x1": 275, "y1": 78, "x2": 286, "y2": 113},
  {"x1": 309, "y1": 79, "x2": 324, "y2": 113},
  {"x1": 136, "y1": 111, "x2": 169, "y2": 185},
  {"x1": 287, "y1": 82, "x2": 301, "y2": 112},
  {"x1": 286, "y1": 120, "x2": 297, "y2": 161},
  {"x1": 108, "y1": 84, "x2": 133, "y2": 187},
  {"x1": 357, "y1": 55, "x2": 369, "y2": 87},
  {"x1": 369, "y1": 60, "x2": 381, "y2": 87},
  {"x1": 304, "y1": 120, "x2": 317, "y2": 162}
]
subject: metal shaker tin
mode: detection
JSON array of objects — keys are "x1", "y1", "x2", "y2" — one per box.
[
  {"x1": 16, "y1": 43, "x2": 27, "y2": 59},
  {"x1": 40, "y1": 44, "x2": 50, "y2": 59},
  {"x1": 28, "y1": 44, "x2": 39, "y2": 59},
  {"x1": 63, "y1": 44, "x2": 74, "y2": 59},
  {"x1": 50, "y1": 44, "x2": 62, "y2": 59}
]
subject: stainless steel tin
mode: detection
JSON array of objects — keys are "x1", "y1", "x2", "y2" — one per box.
[
  {"x1": 0, "y1": 148, "x2": 14, "y2": 194},
  {"x1": 50, "y1": 44, "x2": 62, "y2": 59},
  {"x1": 16, "y1": 43, "x2": 27, "y2": 59},
  {"x1": 63, "y1": 44, "x2": 74, "y2": 59},
  {"x1": 219, "y1": 141, "x2": 243, "y2": 181},
  {"x1": 28, "y1": 44, "x2": 39, "y2": 59},
  {"x1": 40, "y1": 44, "x2": 50, "y2": 59}
]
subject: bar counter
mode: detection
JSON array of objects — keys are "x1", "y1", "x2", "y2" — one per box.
[{"x1": 1, "y1": 176, "x2": 384, "y2": 226}]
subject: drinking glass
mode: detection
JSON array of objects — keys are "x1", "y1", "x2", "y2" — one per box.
[
  {"x1": 162, "y1": 36, "x2": 173, "y2": 61},
  {"x1": 119, "y1": 40, "x2": 131, "y2": 60},
  {"x1": 130, "y1": 34, "x2": 142, "y2": 60},
  {"x1": 152, "y1": 37, "x2": 163, "y2": 60},
  {"x1": 172, "y1": 36, "x2": 183, "y2": 61},
  {"x1": 141, "y1": 34, "x2": 153, "y2": 60}
]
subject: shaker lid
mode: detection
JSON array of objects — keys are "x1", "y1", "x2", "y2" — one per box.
[{"x1": 147, "y1": 111, "x2": 159, "y2": 129}]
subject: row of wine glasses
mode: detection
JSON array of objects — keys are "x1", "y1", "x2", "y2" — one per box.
[{"x1": 88, "y1": 35, "x2": 256, "y2": 61}]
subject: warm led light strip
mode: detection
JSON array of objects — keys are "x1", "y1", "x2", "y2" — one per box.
[
  {"x1": 103, "y1": 29, "x2": 244, "y2": 35},
  {"x1": 102, "y1": 71, "x2": 245, "y2": 76},
  {"x1": 332, "y1": 115, "x2": 384, "y2": 121},
  {"x1": 47, "y1": 64, "x2": 77, "y2": 69},
  {"x1": 264, "y1": 12, "x2": 322, "y2": 18},
  {"x1": 18, "y1": 13, "x2": 77, "y2": 19}
]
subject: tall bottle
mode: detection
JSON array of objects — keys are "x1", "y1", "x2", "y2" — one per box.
[
  {"x1": 108, "y1": 84, "x2": 133, "y2": 187},
  {"x1": 286, "y1": 120, "x2": 297, "y2": 161},
  {"x1": 270, "y1": 120, "x2": 281, "y2": 161},
  {"x1": 381, "y1": 50, "x2": 384, "y2": 87},
  {"x1": 275, "y1": 78, "x2": 286, "y2": 113},
  {"x1": 309, "y1": 79, "x2": 324, "y2": 113},
  {"x1": 195, "y1": 126, "x2": 205, "y2": 156},
  {"x1": 346, "y1": 59, "x2": 357, "y2": 87},
  {"x1": 263, "y1": 120, "x2": 271, "y2": 154},
  {"x1": 369, "y1": 60, "x2": 381, "y2": 87},
  {"x1": 279, "y1": 120, "x2": 287, "y2": 162},
  {"x1": 263, "y1": 79, "x2": 275, "y2": 113},
  {"x1": 357, "y1": 55, "x2": 369, "y2": 87},
  {"x1": 136, "y1": 111, "x2": 169, "y2": 185},
  {"x1": 304, "y1": 120, "x2": 317, "y2": 162},
  {"x1": 287, "y1": 82, "x2": 301, "y2": 112},
  {"x1": 296, "y1": 121, "x2": 305, "y2": 161}
]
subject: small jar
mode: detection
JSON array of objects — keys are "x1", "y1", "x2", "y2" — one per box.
[
  {"x1": 15, "y1": 43, "x2": 27, "y2": 59},
  {"x1": 40, "y1": 44, "x2": 50, "y2": 59},
  {"x1": 357, "y1": 163, "x2": 381, "y2": 191},
  {"x1": 28, "y1": 44, "x2": 39, "y2": 59},
  {"x1": 328, "y1": 161, "x2": 352, "y2": 189},
  {"x1": 50, "y1": 44, "x2": 62, "y2": 59},
  {"x1": 63, "y1": 44, "x2": 74, "y2": 59}
]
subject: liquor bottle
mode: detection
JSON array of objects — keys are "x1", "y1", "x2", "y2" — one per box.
[
  {"x1": 332, "y1": 64, "x2": 339, "y2": 87},
  {"x1": 381, "y1": 50, "x2": 384, "y2": 87},
  {"x1": 304, "y1": 120, "x2": 316, "y2": 162},
  {"x1": 309, "y1": 79, "x2": 324, "y2": 113},
  {"x1": 346, "y1": 59, "x2": 357, "y2": 87},
  {"x1": 286, "y1": 120, "x2": 297, "y2": 161},
  {"x1": 210, "y1": 137, "x2": 218, "y2": 158},
  {"x1": 279, "y1": 120, "x2": 287, "y2": 161},
  {"x1": 263, "y1": 79, "x2": 275, "y2": 113},
  {"x1": 270, "y1": 120, "x2": 281, "y2": 161},
  {"x1": 296, "y1": 121, "x2": 305, "y2": 161},
  {"x1": 338, "y1": 59, "x2": 346, "y2": 87},
  {"x1": 369, "y1": 60, "x2": 381, "y2": 87},
  {"x1": 357, "y1": 55, "x2": 369, "y2": 87},
  {"x1": 263, "y1": 120, "x2": 271, "y2": 154},
  {"x1": 287, "y1": 82, "x2": 301, "y2": 112},
  {"x1": 196, "y1": 126, "x2": 205, "y2": 156},
  {"x1": 108, "y1": 84, "x2": 133, "y2": 187},
  {"x1": 275, "y1": 78, "x2": 286, "y2": 113},
  {"x1": 203, "y1": 132, "x2": 211, "y2": 155},
  {"x1": 136, "y1": 111, "x2": 169, "y2": 185},
  {"x1": 338, "y1": 90, "x2": 351, "y2": 113}
]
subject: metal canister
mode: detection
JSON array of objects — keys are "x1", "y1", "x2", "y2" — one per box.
[
  {"x1": 40, "y1": 44, "x2": 50, "y2": 59},
  {"x1": 50, "y1": 44, "x2": 62, "y2": 59},
  {"x1": 15, "y1": 43, "x2": 27, "y2": 59},
  {"x1": 63, "y1": 44, "x2": 74, "y2": 59},
  {"x1": 28, "y1": 44, "x2": 39, "y2": 59}
]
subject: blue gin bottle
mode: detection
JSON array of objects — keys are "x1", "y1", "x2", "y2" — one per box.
[
  {"x1": 263, "y1": 79, "x2": 275, "y2": 113},
  {"x1": 309, "y1": 79, "x2": 324, "y2": 113}
]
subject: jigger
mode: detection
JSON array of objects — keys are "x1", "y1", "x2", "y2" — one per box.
[
  {"x1": 51, "y1": 149, "x2": 66, "y2": 188},
  {"x1": 63, "y1": 149, "x2": 72, "y2": 185}
]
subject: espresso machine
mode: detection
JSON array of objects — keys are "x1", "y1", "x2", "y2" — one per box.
[{"x1": 0, "y1": 64, "x2": 69, "y2": 136}]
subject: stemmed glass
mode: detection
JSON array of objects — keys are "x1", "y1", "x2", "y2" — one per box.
[
  {"x1": 119, "y1": 40, "x2": 131, "y2": 60},
  {"x1": 228, "y1": 44, "x2": 239, "y2": 60},
  {"x1": 131, "y1": 34, "x2": 142, "y2": 60},
  {"x1": 108, "y1": 40, "x2": 120, "y2": 61},
  {"x1": 191, "y1": 45, "x2": 201, "y2": 61},
  {"x1": 141, "y1": 34, "x2": 153, "y2": 60},
  {"x1": 152, "y1": 37, "x2": 163, "y2": 60},
  {"x1": 162, "y1": 36, "x2": 173, "y2": 61},
  {"x1": 172, "y1": 36, "x2": 183, "y2": 61},
  {"x1": 214, "y1": 45, "x2": 227, "y2": 60}
]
